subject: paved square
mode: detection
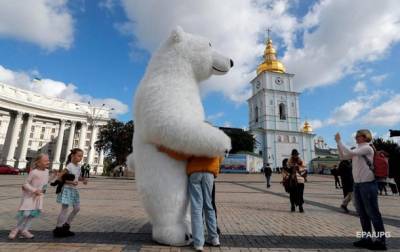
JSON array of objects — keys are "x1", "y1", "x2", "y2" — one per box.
[{"x1": 0, "y1": 174, "x2": 399, "y2": 251}]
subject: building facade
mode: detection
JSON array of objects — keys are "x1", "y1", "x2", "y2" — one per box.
[
  {"x1": 0, "y1": 82, "x2": 110, "y2": 173},
  {"x1": 248, "y1": 37, "x2": 315, "y2": 169}
]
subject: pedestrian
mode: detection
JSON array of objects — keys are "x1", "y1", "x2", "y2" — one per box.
[
  {"x1": 8, "y1": 154, "x2": 50, "y2": 239},
  {"x1": 287, "y1": 149, "x2": 306, "y2": 213},
  {"x1": 331, "y1": 165, "x2": 342, "y2": 189},
  {"x1": 85, "y1": 163, "x2": 91, "y2": 178},
  {"x1": 53, "y1": 148, "x2": 88, "y2": 238},
  {"x1": 263, "y1": 163, "x2": 272, "y2": 188},
  {"x1": 376, "y1": 151, "x2": 389, "y2": 196},
  {"x1": 335, "y1": 130, "x2": 387, "y2": 250},
  {"x1": 337, "y1": 159, "x2": 353, "y2": 213},
  {"x1": 187, "y1": 156, "x2": 222, "y2": 251},
  {"x1": 93, "y1": 166, "x2": 98, "y2": 176}
]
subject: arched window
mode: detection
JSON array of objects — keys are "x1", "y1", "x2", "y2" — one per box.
[
  {"x1": 255, "y1": 106, "x2": 259, "y2": 122},
  {"x1": 284, "y1": 135, "x2": 289, "y2": 143},
  {"x1": 279, "y1": 103, "x2": 286, "y2": 120}
]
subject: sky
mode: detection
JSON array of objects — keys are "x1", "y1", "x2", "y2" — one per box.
[{"x1": 0, "y1": 0, "x2": 399, "y2": 147}]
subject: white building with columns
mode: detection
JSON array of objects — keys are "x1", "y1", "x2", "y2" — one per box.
[
  {"x1": 0, "y1": 82, "x2": 110, "y2": 173},
  {"x1": 248, "y1": 37, "x2": 315, "y2": 169}
]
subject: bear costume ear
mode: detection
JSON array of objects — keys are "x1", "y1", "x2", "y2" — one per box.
[{"x1": 170, "y1": 26, "x2": 184, "y2": 43}]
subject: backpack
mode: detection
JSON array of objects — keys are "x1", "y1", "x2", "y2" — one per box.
[{"x1": 362, "y1": 148, "x2": 388, "y2": 178}]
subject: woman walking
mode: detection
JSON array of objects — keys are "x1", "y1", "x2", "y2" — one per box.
[{"x1": 287, "y1": 149, "x2": 306, "y2": 213}]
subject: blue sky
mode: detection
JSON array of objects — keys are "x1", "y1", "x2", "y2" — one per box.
[{"x1": 0, "y1": 0, "x2": 399, "y2": 147}]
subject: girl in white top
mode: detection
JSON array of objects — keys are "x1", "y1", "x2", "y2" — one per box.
[
  {"x1": 8, "y1": 154, "x2": 50, "y2": 239},
  {"x1": 53, "y1": 148, "x2": 87, "y2": 237}
]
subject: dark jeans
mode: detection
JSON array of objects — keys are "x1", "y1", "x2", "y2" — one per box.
[
  {"x1": 334, "y1": 176, "x2": 341, "y2": 188},
  {"x1": 353, "y1": 181, "x2": 385, "y2": 240},
  {"x1": 289, "y1": 183, "x2": 304, "y2": 206}
]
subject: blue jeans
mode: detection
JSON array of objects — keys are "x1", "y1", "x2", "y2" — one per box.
[
  {"x1": 189, "y1": 172, "x2": 218, "y2": 247},
  {"x1": 353, "y1": 181, "x2": 385, "y2": 240}
]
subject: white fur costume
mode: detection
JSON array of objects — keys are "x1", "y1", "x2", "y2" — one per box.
[{"x1": 130, "y1": 27, "x2": 232, "y2": 246}]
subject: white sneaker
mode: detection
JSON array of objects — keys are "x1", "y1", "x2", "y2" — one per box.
[
  {"x1": 194, "y1": 245, "x2": 203, "y2": 251},
  {"x1": 211, "y1": 237, "x2": 220, "y2": 246}
]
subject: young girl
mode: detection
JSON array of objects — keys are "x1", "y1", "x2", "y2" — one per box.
[
  {"x1": 8, "y1": 154, "x2": 50, "y2": 239},
  {"x1": 53, "y1": 148, "x2": 87, "y2": 237}
]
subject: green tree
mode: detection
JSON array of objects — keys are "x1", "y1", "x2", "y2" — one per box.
[
  {"x1": 373, "y1": 137, "x2": 399, "y2": 155},
  {"x1": 220, "y1": 127, "x2": 255, "y2": 154},
  {"x1": 95, "y1": 119, "x2": 134, "y2": 171}
]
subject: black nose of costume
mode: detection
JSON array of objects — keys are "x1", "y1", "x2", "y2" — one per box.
[{"x1": 230, "y1": 59, "x2": 234, "y2": 67}]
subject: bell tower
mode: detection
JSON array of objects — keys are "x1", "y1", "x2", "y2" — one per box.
[{"x1": 248, "y1": 30, "x2": 315, "y2": 169}]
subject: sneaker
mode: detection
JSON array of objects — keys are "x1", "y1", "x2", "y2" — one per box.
[
  {"x1": 340, "y1": 204, "x2": 349, "y2": 213},
  {"x1": 299, "y1": 206, "x2": 304, "y2": 213},
  {"x1": 353, "y1": 238, "x2": 373, "y2": 248},
  {"x1": 19, "y1": 230, "x2": 34, "y2": 239},
  {"x1": 62, "y1": 223, "x2": 75, "y2": 237},
  {"x1": 210, "y1": 237, "x2": 220, "y2": 246},
  {"x1": 369, "y1": 240, "x2": 387, "y2": 250},
  {"x1": 194, "y1": 245, "x2": 203, "y2": 251},
  {"x1": 8, "y1": 228, "x2": 19, "y2": 240}
]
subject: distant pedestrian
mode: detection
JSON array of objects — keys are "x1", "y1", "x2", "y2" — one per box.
[
  {"x1": 53, "y1": 148, "x2": 88, "y2": 238},
  {"x1": 263, "y1": 163, "x2": 272, "y2": 188},
  {"x1": 376, "y1": 151, "x2": 389, "y2": 196},
  {"x1": 287, "y1": 149, "x2": 306, "y2": 213},
  {"x1": 8, "y1": 154, "x2": 50, "y2": 239},
  {"x1": 337, "y1": 159, "x2": 353, "y2": 213},
  {"x1": 331, "y1": 165, "x2": 342, "y2": 189},
  {"x1": 336, "y1": 130, "x2": 387, "y2": 250}
]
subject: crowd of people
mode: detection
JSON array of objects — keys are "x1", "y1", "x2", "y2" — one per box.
[{"x1": 7, "y1": 128, "x2": 396, "y2": 251}]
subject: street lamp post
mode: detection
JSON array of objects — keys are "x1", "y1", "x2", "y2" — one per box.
[{"x1": 85, "y1": 102, "x2": 114, "y2": 175}]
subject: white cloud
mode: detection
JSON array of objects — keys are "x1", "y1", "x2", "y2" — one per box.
[
  {"x1": 353, "y1": 81, "x2": 367, "y2": 93},
  {"x1": 118, "y1": 0, "x2": 400, "y2": 103},
  {"x1": 283, "y1": 0, "x2": 400, "y2": 91},
  {"x1": 0, "y1": 65, "x2": 128, "y2": 116},
  {"x1": 311, "y1": 91, "x2": 385, "y2": 128},
  {"x1": 371, "y1": 74, "x2": 388, "y2": 85},
  {"x1": 307, "y1": 119, "x2": 323, "y2": 130},
  {"x1": 0, "y1": 0, "x2": 74, "y2": 50},
  {"x1": 206, "y1": 112, "x2": 224, "y2": 122},
  {"x1": 363, "y1": 95, "x2": 400, "y2": 126},
  {"x1": 119, "y1": 0, "x2": 298, "y2": 103}
]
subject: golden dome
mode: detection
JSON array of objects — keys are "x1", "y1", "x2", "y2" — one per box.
[
  {"x1": 257, "y1": 39, "x2": 286, "y2": 74},
  {"x1": 302, "y1": 121, "x2": 313, "y2": 133}
]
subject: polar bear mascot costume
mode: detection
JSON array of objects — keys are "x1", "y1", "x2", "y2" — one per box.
[{"x1": 130, "y1": 26, "x2": 233, "y2": 246}]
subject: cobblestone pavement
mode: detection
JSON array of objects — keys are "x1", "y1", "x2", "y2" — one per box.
[{"x1": 0, "y1": 174, "x2": 399, "y2": 251}]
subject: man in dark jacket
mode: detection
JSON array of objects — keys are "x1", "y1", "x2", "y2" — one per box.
[
  {"x1": 264, "y1": 163, "x2": 272, "y2": 188},
  {"x1": 338, "y1": 160, "x2": 353, "y2": 213},
  {"x1": 331, "y1": 165, "x2": 342, "y2": 189}
]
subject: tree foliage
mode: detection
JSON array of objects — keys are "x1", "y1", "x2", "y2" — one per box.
[
  {"x1": 220, "y1": 127, "x2": 255, "y2": 154},
  {"x1": 373, "y1": 137, "x2": 399, "y2": 155},
  {"x1": 95, "y1": 119, "x2": 134, "y2": 167}
]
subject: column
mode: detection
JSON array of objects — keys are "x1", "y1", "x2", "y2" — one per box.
[
  {"x1": 51, "y1": 119, "x2": 66, "y2": 170},
  {"x1": 5, "y1": 111, "x2": 23, "y2": 166},
  {"x1": 87, "y1": 125, "x2": 98, "y2": 165},
  {"x1": 78, "y1": 122, "x2": 87, "y2": 151},
  {"x1": 64, "y1": 121, "x2": 76, "y2": 163},
  {"x1": 98, "y1": 149, "x2": 104, "y2": 175},
  {"x1": 17, "y1": 113, "x2": 34, "y2": 169}
]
